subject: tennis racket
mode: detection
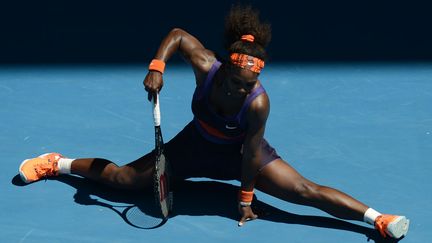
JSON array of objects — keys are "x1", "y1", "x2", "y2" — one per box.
[
  {"x1": 123, "y1": 93, "x2": 173, "y2": 228},
  {"x1": 151, "y1": 93, "x2": 173, "y2": 220}
]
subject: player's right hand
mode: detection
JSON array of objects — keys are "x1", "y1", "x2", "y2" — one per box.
[{"x1": 143, "y1": 71, "x2": 164, "y2": 102}]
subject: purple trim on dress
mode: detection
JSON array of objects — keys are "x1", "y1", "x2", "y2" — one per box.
[
  {"x1": 194, "y1": 61, "x2": 221, "y2": 100},
  {"x1": 237, "y1": 85, "x2": 266, "y2": 126}
]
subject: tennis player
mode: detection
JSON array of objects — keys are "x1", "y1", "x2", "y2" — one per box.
[{"x1": 19, "y1": 4, "x2": 409, "y2": 239}]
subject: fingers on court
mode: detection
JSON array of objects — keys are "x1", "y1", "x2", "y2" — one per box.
[{"x1": 238, "y1": 215, "x2": 258, "y2": 227}]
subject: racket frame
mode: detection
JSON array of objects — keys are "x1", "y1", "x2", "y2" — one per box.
[{"x1": 152, "y1": 94, "x2": 173, "y2": 220}]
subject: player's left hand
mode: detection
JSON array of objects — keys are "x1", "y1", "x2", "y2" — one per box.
[{"x1": 238, "y1": 205, "x2": 258, "y2": 227}]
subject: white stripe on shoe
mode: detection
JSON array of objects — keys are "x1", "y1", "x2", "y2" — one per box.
[{"x1": 19, "y1": 159, "x2": 30, "y2": 183}]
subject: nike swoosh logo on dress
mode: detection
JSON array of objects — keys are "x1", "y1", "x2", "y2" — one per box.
[{"x1": 225, "y1": 124, "x2": 237, "y2": 130}]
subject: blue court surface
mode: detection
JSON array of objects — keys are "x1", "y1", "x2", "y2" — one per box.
[{"x1": 1, "y1": 62, "x2": 431, "y2": 243}]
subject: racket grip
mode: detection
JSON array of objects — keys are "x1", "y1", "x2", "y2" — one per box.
[{"x1": 152, "y1": 93, "x2": 161, "y2": 126}]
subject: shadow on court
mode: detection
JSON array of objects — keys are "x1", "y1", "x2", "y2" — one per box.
[{"x1": 11, "y1": 174, "x2": 401, "y2": 243}]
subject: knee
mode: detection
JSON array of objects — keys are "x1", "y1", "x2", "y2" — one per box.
[{"x1": 109, "y1": 166, "x2": 139, "y2": 188}]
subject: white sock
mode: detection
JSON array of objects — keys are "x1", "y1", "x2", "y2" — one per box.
[
  {"x1": 57, "y1": 158, "x2": 74, "y2": 174},
  {"x1": 364, "y1": 208, "x2": 382, "y2": 225}
]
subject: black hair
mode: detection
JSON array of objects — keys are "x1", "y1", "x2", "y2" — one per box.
[{"x1": 224, "y1": 4, "x2": 272, "y2": 61}]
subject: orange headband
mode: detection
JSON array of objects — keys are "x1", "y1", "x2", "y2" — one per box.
[
  {"x1": 241, "y1": 34, "x2": 255, "y2": 42},
  {"x1": 230, "y1": 53, "x2": 265, "y2": 73}
]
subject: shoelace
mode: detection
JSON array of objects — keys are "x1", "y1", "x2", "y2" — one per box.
[{"x1": 34, "y1": 161, "x2": 58, "y2": 179}]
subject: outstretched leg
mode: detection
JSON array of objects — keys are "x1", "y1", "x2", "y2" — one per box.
[
  {"x1": 71, "y1": 153, "x2": 156, "y2": 190},
  {"x1": 255, "y1": 159, "x2": 368, "y2": 221},
  {"x1": 20, "y1": 152, "x2": 156, "y2": 190},
  {"x1": 254, "y1": 159, "x2": 409, "y2": 238}
]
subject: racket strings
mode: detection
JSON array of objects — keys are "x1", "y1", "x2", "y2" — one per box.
[{"x1": 125, "y1": 203, "x2": 166, "y2": 229}]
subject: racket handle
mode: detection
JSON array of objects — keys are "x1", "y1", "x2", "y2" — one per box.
[{"x1": 152, "y1": 93, "x2": 161, "y2": 126}]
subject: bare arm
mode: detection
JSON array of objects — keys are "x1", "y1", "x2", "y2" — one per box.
[
  {"x1": 237, "y1": 92, "x2": 270, "y2": 226},
  {"x1": 153, "y1": 28, "x2": 215, "y2": 74},
  {"x1": 144, "y1": 28, "x2": 216, "y2": 98},
  {"x1": 240, "y1": 92, "x2": 270, "y2": 192}
]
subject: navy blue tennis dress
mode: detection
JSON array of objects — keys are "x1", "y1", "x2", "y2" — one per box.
[{"x1": 164, "y1": 60, "x2": 280, "y2": 180}]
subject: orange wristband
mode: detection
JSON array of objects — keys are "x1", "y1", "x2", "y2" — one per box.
[
  {"x1": 148, "y1": 59, "x2": 166, "y2": 74},
  {"x1": 238, "y1": 190, "x2": 254, "y2": 203}
]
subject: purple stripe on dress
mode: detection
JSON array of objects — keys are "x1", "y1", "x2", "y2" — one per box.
[
  {"x1": 194, "y1": 61, "x2": 221, "y2": 100},
  {"x1": 236, "y1": 85, "x2": 265, "y2": 120}
]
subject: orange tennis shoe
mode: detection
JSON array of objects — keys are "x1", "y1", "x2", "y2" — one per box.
[
  {"x1": 375, "y1": 214, "x2": 410, "y2": 239},
  {"x1": 19, "y1": 153, "x2": 64, "y2": 183}
]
